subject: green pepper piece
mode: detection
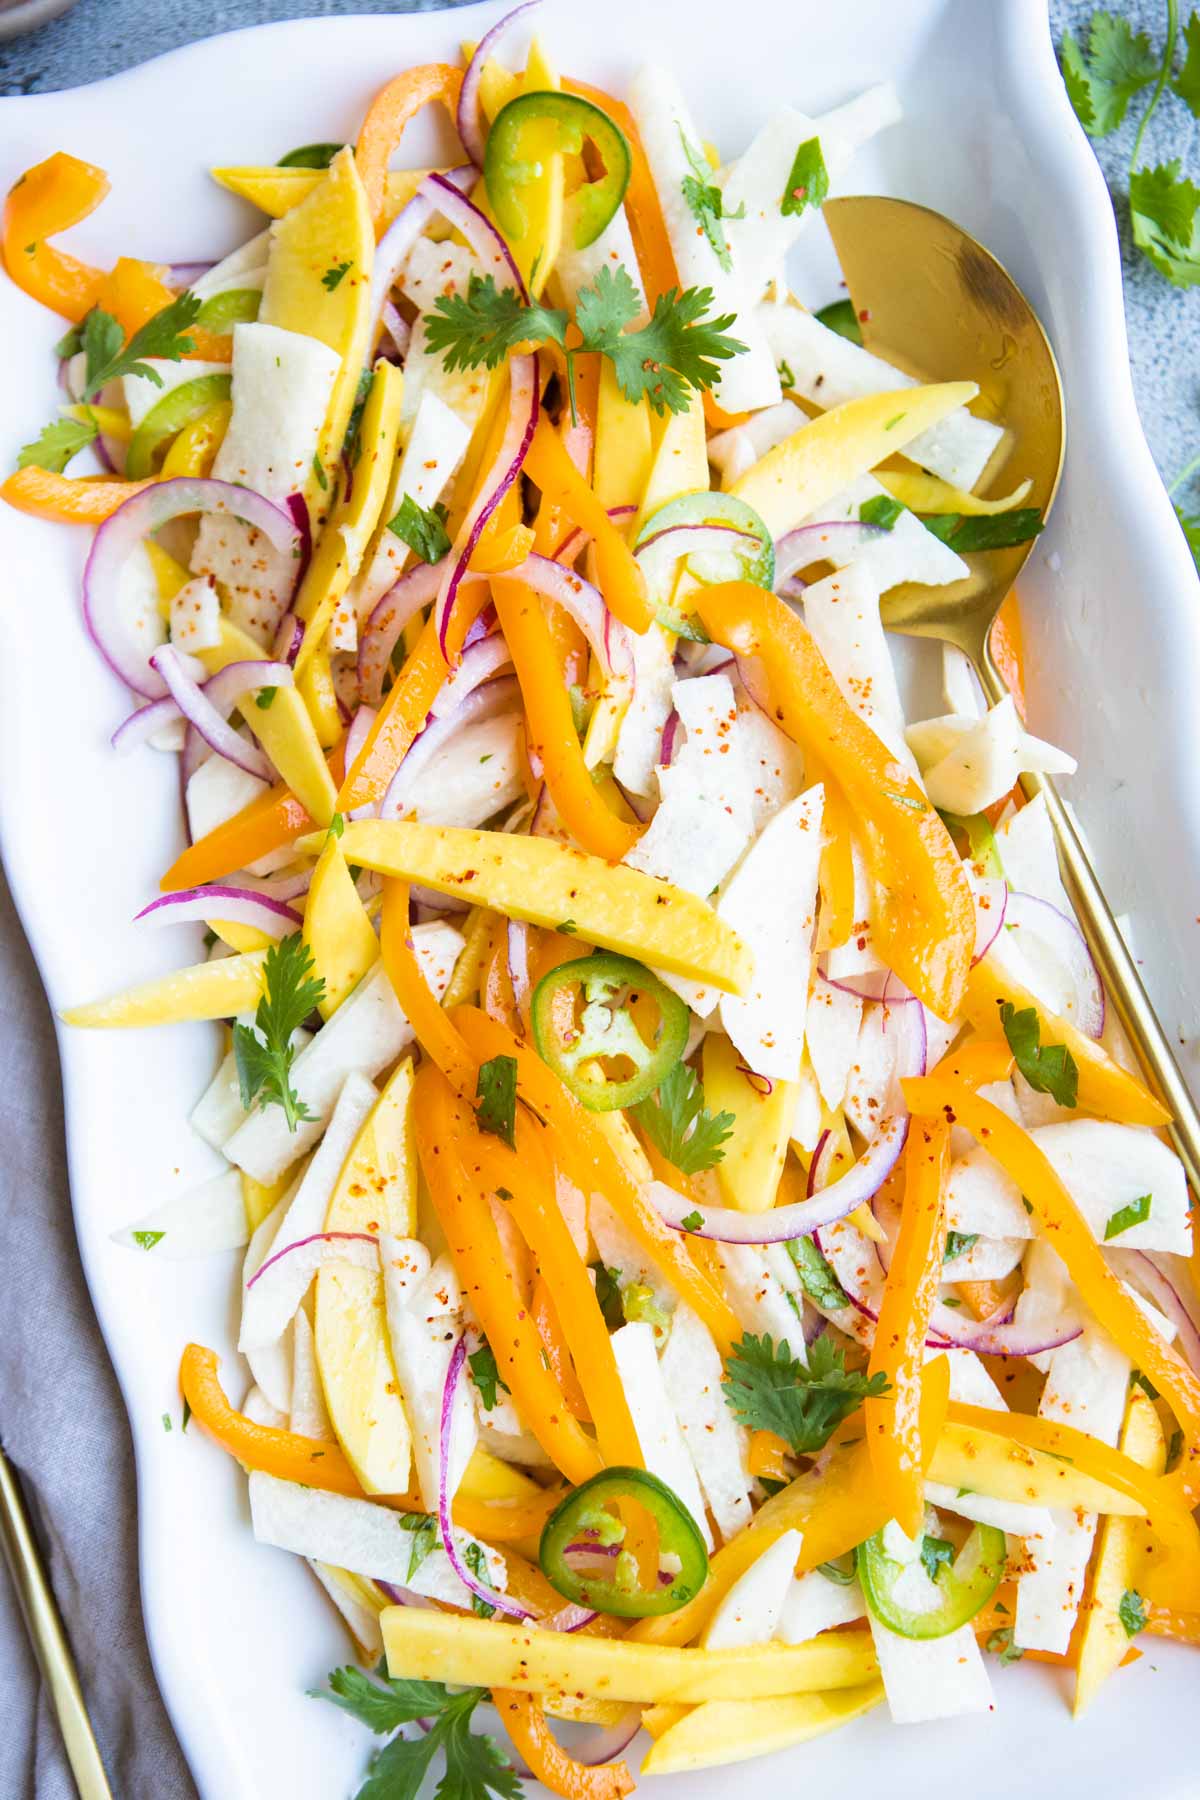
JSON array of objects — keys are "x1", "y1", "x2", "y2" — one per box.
[
  {"x1": 859, "y1": 1522, "x2": 1006, "y2": 1640},
  {"x1": 125, "y1": 372, "x2": 233, "y2": 479},
  {"x1": 635, "y1": 492, "x2": 776, "y2": 639},
  {"x1": 484, "y1": 91, "x2": 632, "y2": 251},
  {"x1": 814, "y1": 298, "x2": 863, "y2": 345},
  {"x1": 277, "y1": 143, "x2": 345, "y2": 170},
  {"x1": 540, "y1": 1467, "x2": 709, "y2": 1617},
  {"x1": 531, "y1": 952, "x2": 688, "y2": 1113},
  {"x1": 194, "y1": 287, "x2": 262, "y2": 333}
]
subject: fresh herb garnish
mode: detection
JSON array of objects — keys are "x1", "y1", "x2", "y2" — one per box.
[
  {"x1": 1118, "y1": 1587, "x2": 1148, "y2": 1637},
  {"x1": 787, "y1": 1235, "x2": 849, "y2": 1311},
  {"x1": 328, "y1": 811, "x2": 345, "y2": 839},
  {"x1": 936, "y1": 808, "x2": 1005, "y2": 879},
  {"x1": 1104, "y1": 1193, "x2": 1153, "y2": 1239},
  {"x1": 986, "y1": 1626, "x2": 1025, "y2": 1664},
  {"x1": 920, "y1": 1535, "x2": 955, "y2": 1582},
  {"x1": 721, "y1": 1332, "x2": 889, "y2": 1455},
  {"x1": 322, "y1": 261, "x2": 352, "y2": 291},
  {"x1": 311, "y1": 1666, "x2": 520, "y2": 1800},
  {"x1": 817, "y1": 1553, "x2": 857, "y2": 1585},
  {"x1": 922, "y1": 509, "x2": 1044, "y2": 552},
  {"x1": 679, "y1": 1209, "x2": 704, "y2": 1232},
  {"x1": 632, "y1": 1060, "x2": 735, "y2": 1175},
  {"x1": 425, "y1": 273, "x2": 569, "y2": 372},
  {"x1": 780, "y1": 136, "x2": 829, "y2": 218},
  {"x1": 678, "y1": 127, "x2": 744, "y2": 271},
  {"x1": 467, "y1": 1340, "x2": 510, "y2": 1412},
  {"x1": 312, "y1": 452, "x2": 328, "y2": 492},
  {"x1": 944, "y1": 1230, "x2": 980, "y2": 1262},
  {"x1": 181, "y1": 1397, "x2": 192, "y2": 1433},
  {"x1": 859, "y1": 494, "x2": 904, "y2": 531},
  {"x1": 132, "y1": 1230, "x2": 164, "y2": 1250},
  {"x1": 388, "y1": 494, "x2": 453, "y2": 564},
  {"x1": 279, "y1": 143, "x2": 345, "y2": 169},
  {"x1": 17, "y1": 413, "x2": 101, "y2": 473},
  {"x1": 591, "y1": 1262, "x2": 625, "y2": 1331},
  {"x1": 1000, "y1": 1001, "x2": 1078, "y2": 1108},
  {"x1": 475, "y1": 1055, "x2": 518, "y2": 1150},
  {"x1": 399, "y1": 1512, "x2": 438, "y2": 1583},
  {"x1": 1167, "y1": 1427, "x2": 1185, "y2": 1471},
  {"x1": 233, "y1": 933, "x2": 325, "y2": 1132},
  {"x1": 463, "y1": 1543, "x2": 497, "y2": 1618},
  {"x1": 1131, "y1": 1369, "x2": 1160, "y2": 1400},
  {"x1": 814, "y1": 297, "x2": 863, "y2": 344},
  {"x1": 86, "y1": 291, "x2": 200, "y2": 391},
  {"x1": 256, "y1": 687, "x2": 278, "y2": 710}
]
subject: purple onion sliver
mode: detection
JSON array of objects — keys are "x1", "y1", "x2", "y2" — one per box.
[
  {"x1": 135, "y1": 885, "x2": 303, "y2": 938},
  {"x1": 457, "y1": 1, "x2": 543, "y2": 165},
  {"x1": 246, "y1": 1230, "x2": 380, "y2": 1292},
  {"x1": 1002, "y1": 890, "x2": 1105, "y2": 1039},
  {"x1": 437, "y1": 1335, "x2": 532, "y2": 1621},
  {"x1": 773, "y1": 518, "x2": 888, "y2": 585}
]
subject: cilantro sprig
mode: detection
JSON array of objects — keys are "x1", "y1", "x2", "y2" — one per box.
[
  {"x1": 311, "y1": 1666, "x2": 520, "y2": 1800},
  {"x1": 632, "y1": 1060, "x2": 734, "y2": 1175},
  {"x1": 233, "y1": 933, "x2": 325, "y2": 1132},
  {"x1": 722, "y1": 1333, "x2": 889, "y2": 1454},
  {"x1": 467, "y1": 1339, "x2": 509, "y2": 1412},
  {"x1": 1000, "y1": 1001, "x2": 1078, "y2": 1108},
  {"x1": 475, "y1": 1054, "x2": 518, "y2": 1149},
  {"x1": 678, "y1": 127, "x2": 743, "y2": 271},
  {"x1": 388, "y1": 494, "x2": 452, "y2": 564}
]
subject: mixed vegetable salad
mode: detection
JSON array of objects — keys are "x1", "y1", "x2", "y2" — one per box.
[{"x1": 5, "y1": 3, "x2": 1200, "y2": 1793}]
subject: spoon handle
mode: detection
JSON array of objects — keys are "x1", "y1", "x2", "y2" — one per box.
[{"x1": 977, "y1": 650, "x2": 1200, "y2": 1190}]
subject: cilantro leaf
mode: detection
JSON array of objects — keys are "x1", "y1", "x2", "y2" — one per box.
[
  {"x1": 85, "y1": 291, "x2": 202, "y2": 393},
  {"x1": 786, "y1": 1235, "x2": 849, "y2": 1311},
  {"x1": 232, "y1": 933, "x2": 325, "y2": 1131},
  {"x1": 17, "y1": 413, "x2": 98, "y2": 473},
  {"x1": 591, "y1": 1262, "x2": 624, "y2": 1331},
  {"x1": 132, "y1": 1230, "x2": 164, "y2": 1251},
  {"x1": 577, "y1": 266, "x2": 747, "y2": 417},
  {"x1": 1175, "y1": 12, "x2": 1200, "y2": 115},
  {"x1": 463, "y1": 1542, "x2": 497, "y2": 1618},
  {"x1": 859, "y1": 494, "x2": 904, "y2": 531},
  {"x1": 814, "y1": 297, "x2": 863, "y2": 344},
  {"x1": 1130, "y1": 161, "x2": 1200, "y2": 287},
  {"x1": 1104, "y1": 1193, "x2": 1152, "y2": 1240},
  {"x1": 1061, "y1": 14, "x2": 1158, "y2": 137},
  {"x1": 632, "y1": 1060, "x2": 734, "y2": 1175},
  {"x1": 322, "y1": 261, "x2": 352, "y2": 291},
  {"x1": 922, "y1": 509, "x2": 1044, "y2": 551},
  {"x1": 475, "y1": 1055, "x2": 517, "y2": 1150},
  {"x1": 920, "y1": 1534, "x2": 955, "y2": 1582},
  {"x1": 357, "y1": 1727, "x2": 441, "y2": 1800},
  {"x1": 781, "y1": 137, "x2": 829, "y2": 218},
  {"x1": 439, "y1": 1701, "x2": 522, "y2": 1800},
  {"x1": 389, "y1": 493, "x2": 452, "y2": 564},
  {"x1": 467, "y1": 1340, "x2": 509, "y2": 1411},
  {"x1": 81, "y1": 307, "x2": 125, "y2": 392},
  {"x1": 936, "y1": 807, "x2": 1006, "y2": 879},
  {"x1": 399, "y1": 1511, "x2": 438, "y2": 1583},
  {"x1": 1175, "y1": 503, "x2": 1200, "y2": 572},
  {"x1": 425, "y1": 272, "x2": 567, "y2": 372},
  {"x1": 312, "y1": 1666, "x2": 464, "y2": 1733},
  {"x1": 721, "y1": 1332, "x2": 889, "y2": 1454},
  {"x1": 1118, "y1": 1587, "x2": 1148, "y2": 1637},
  {"x1": 986, "y1": 1626, "x2": 1024, "y2": 1664},
  {"x1": 312, "y1": 1669, "x2": 519, "y2": 1800},
  {"x1": 53, "y1": 322, "x2": 82, "y2": 360},
  {"x1": 678, "y1": 127, "x2": 742, "y2": 272},
  {"x1": 279, "y1": 142, "x2": 345, "y2": 169},
  {"x1": 679, "y1": 1209, "x2": 704, "y2": 1232},
  {"x1": 944, "y1": 1230, "x2": 980, "y2": 1262},
  {"x1": 1000, "y1": 1001, "x2": 1078, "y2": 1107}
]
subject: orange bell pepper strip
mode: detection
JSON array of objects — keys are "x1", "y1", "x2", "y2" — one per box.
[
  {"x1": 355, "y1": 64, "x2": 464, "y2": 237},
  {"x1": 864, "y1": 1115, "x2": 951, "y2": 1537},
  {"x1": 990, "y1": 591, "x2": 1026, "y2": 721},
  {"x1": 495, "y1": 1692, "x2": 635, "y2": 1800},
  {"x1": 160, "y1": 736, "x2": 346, "y2": 891},
  {"x1": 490, "y1": 572, "x2": 640, "y2": 861},
  {"x1": 468, "y1": 1120, "x2": 642, "y2": 1468},
  {"x1": 962, "y1": 955, "x2": 1169, "y2": 1128},
  {"x1": 4, "y1": 152, "x2": 109, "y2": 320},
  {"x1": 453, "y1": 1007, "x2": 743, "y2": 1354},
  {"x1": 907, "y1": 1078, "x2": 1200, "y2": 1494},
  {"x1": 532, "y1": 1276, "x2": 592, "y2": 1422},
  {"x1": 523, "y1": 418, "x2": 652, "y2": 633},
  {"x1": 563, "y1": 82, "x2": 678, "y2": 311},
  {"x1": 415, "y1": 1062, "x2": 605, "y2": 1485},
  {"x1": 1, "y1": 465, "x2": 156, "y2": 524},
  {"x1": 1146, "y1": 1602, "x2": 1200, "y2": 1646},
  {"x1": 747, "y1": 1430, "x2": 792, "y2": 1483},
  {"x1": 695, "y1": 583, "x2": 975, "y2": 1022},
  {"x1": 380, "y1": 879, "x2": 475, "y2": 1094},
  {"x1": 958, "y1": 1272, "x2": 1021, "y2": 1322},
  {"x1": 811, "y1": 765, "x2": 855, "y2": 953},
  {"x1": 178, "y1": 1343, "x2": 563, "y2": 1541},
  {"x1": 929, "y1": 1037, "x2": 1014, "y2": 1088},
  {"x1": 92, "y1": 254, "x2": 177, "y2": 338}
]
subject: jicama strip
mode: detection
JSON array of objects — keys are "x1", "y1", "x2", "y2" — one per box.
[{"x1": 641, "y1": 1684, "x2": 884, "y2": 1774}]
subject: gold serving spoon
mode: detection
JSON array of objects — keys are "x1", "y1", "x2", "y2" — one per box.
[{"x1": 823, "y1": 193, "x2": 1200, "y2": 1190}]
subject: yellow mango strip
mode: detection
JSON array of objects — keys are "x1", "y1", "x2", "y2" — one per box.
[
  {"x1": 641, "y1": 1704, "x2": 688, "y2": 1741},
  {"x1": 303, "y1": 838, "x2": 380, "y2": 1016},
  {"x1": 454, "y1": 1008, "x2": 743, "y2": 1354},
  {"x1": 629, "y1": 1359, "x2": 950, "y2": 1650},
  {"x1": 930, "y1": 1419, "x2": 1151, "y2": 1518},
  {"x1": 495, "y1": 1693, "x2": 635, "y2": 1800},
  {"x1": 1, "y1": 466, "x2": 156, "y2": 524},
  {"x1": 160, "y1": 399, "x2": 230, "y2": 478},
  {"x1": 259, "y1": 146, "x2": 374, "y2": 502},
  {"x1": 907, "y1": 1075, "x2": 1200, "y2": 1501},
  {"x1": 196, "y1": 620, "x2": 337, "y2": 826},
  {"x1": 211, "y1": 166, "x2": 438, "y2": 226},
  {"x1": 243, "y1": 1167, "x2": 290, "y2": 1234},
  {"x1": 62, "y1": 952, "x2": 266, "y2": 1028},
  {"x1": 296, "y1": 640, "x2": 343, "y2": 748},
  {"x1": 593, "y1": 360, "x2": 653, "y2": 511},
  {"x1": 60, "y1": 403, "x2": 130, "y2": 443},
  {"x1": 415, "y1": 1063, "x2": 604, "y2": 1484},
  {"x1": 441, "y1": 906, "x2": 497, "y2": 1010},
  {"x1": 459, "y1": 42, "x2": 521, "y2": 120},
  {"x1": 813, "y1": 770, "x2": 855, "y2": 953},
  {"x1": 315, "y1": 1059, "x2": 416, "y2": 1494},
  {"x1": 355, "y1": 64, "x2": 463, "y2": 236},
  {"x1": 864, "y1": 1115, "x2": 950, "y2": 1538},
  {"x1": 293, "y1": 361, "x2": 404, "y2": 674},
  {"x1": 504, "y1": 39, "x2": 565, "y2": 294},
  {"x1": 1074, "y1": 1387, "x2": 1165, "y2": 1713},
  {"x1": 641, "y1": 1684, "x2": 885, "y2": 1776},
  {"x1": 695, "y1": 583, "x2": 974, "y2": 1020},
  {"x1": 524, "y1": 418, "x2": 653, "y2": 631},
  {"x1": 962, "y1": 956, "x2": 1169, "y2": 1127},
  {"x1": 634, "y1": 390, "x2": 709, "y2": 533},
  {"x1": 305, "y1": 821, "x2": 750, "y2": 994},
  {"x1": 877, "y1": 469, "x2": 1032, "y2": 517},
  {"x1": 384, "y1": 1607, "x2": 878, "y2": 1703},
  {"x1": 701, "y1": 1033, "x2": 796, "y2": 1212},
  {"x1": 729, "y1": 383, "x2": 978, "y2": 537},
  {"x1": 380, "y1": 882, "x2": 476, "y2": 1093}
]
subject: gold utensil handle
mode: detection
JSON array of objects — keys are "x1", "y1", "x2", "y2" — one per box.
[
  {"x1": 0, "y1": 1451, "x2": 114, "y2": 1800},
  {"x1": 979, "y1": 654, "x2": 1200, "y2": 1192}
]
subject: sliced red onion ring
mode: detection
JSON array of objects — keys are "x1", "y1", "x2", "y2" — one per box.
[
  {"x1": 438, "y1": 1336, "x2": 533, "y2": 1621},
  {"x1": 971, "y1": 877, "x2": 1008, "y2": 966},
  {"x1": 286, "y1": 493, "x2": 312, "y2": 592},
  {"x1": 374, "y1": 1579, "x2": 436, "y2": 1611},
  {"x1": 636, "y1": 521, "x2": 760, "y2": 583},
  {"x1": 84, "y1": 479, "x2": 300, "y2": 700},
  {"x1": 736, "y1": 1065, "x2": 774, "y2": 1096},
  {"x1": 435, "y1": 353, "x2": 538, "y2": 657},
  {"x1": 274, "y1": 612, "x2": 304, "y2": 667},
  {"x1": 344, "y1": 704, "x2": 378, "y2": 779},
  {"x1": 246, "y1": 1230, "x2": 380, "y2": 1293},
  {"x1": 1002, "y1": 890, "x2": 1105, "y2": 1038},
  {"x1": 227, "y1": 868, "x2": 312, "y2": 903},
  {"x1": 1110, "y1": 1250, "x2": 1200, "y2": 1372},
  {"x1": 427, "y1": 172, "x2": 527, "y2": 297},
  {"x1": 135, "y1": 886, "x2": 302, "y2": 936},
  {"x1": 818, "y1": 966, "x2": 893, "y2": 1003},
  {"x1": 379, "y1": 301, "x2": 411, "y2": 362},
  {"x1": 367, "y1": 165, "x2": 478, "y2": 352},
  {"x1": 773, "y1": 519, "x2": 887, "y2": 586},
  {"x1": 561, "y1": 1709, "x2": 643, "y2": 1765},
  {"x1": 359, "y1": 558, "x2": 449, "y2": 706},
  {"x1": 457, "y1": 1, "x2": 543, "y2": 165},
  {"x1": 165, "y1": 656, "x2": 293, "y2": 786},
  {"x1": 660, "y1": 708, "x2": 681, "y2": 768},
  {"x1": 111, "y1": 693, "x2": 188, "y2": 754},
  {"x1": 551, "y1": 504, "x2": 637, "y2": 566},
  {"x1": 167, "y1": 260, "x2": 216, "y2": 288},
  {"x1": 151, "y1": 647, "x2": 273, "y2": 783},
  {"x1": 430, "y1": 633, "x2": 512, "y2": 719},
  {"x1": 514, "y1": 552, "x2": 634, "y2": 684},
  {"x1": 380, "y1": 676, "x2": 519, "y2": 820}
]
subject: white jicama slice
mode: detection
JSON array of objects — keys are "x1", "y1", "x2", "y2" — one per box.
[
  {"x1": 413, "y1": 714, "x2": 524, "y2": 830},
  {"x1": 758, "y1": 301, "x2": 1003, "y2": 491},
  {"x1": 290, "y1": 1306, "x2": 333, "y2": 1441},
  {"x1": 308, "y1": 1562, "x2": 383, "y2": 1659},
  {"x1": 1032, "y1": 1120, "x2": 1191, "y2": 1255},
  {"x1": 708, "y1": 400, "x2": 808, "y2": 487},
  {"x1": 191, "y1": 321, "x2": 341, "y2": 642},
  {"x1": 114, "y1": 1167, "x2": 248, "y2": 1259},
  {"x1": 399, "y1": 237, "x2": 483, "y2": 313},
  {"x1": 796, "y1": 474, "x2": 969, "y2": 592},
  {"x1": 777, "y1": 1570, "x2": 867, "y2": 1646},
  {"x1": 241, "y1": 1188, "x2": 297, "y2": 1413},
  {"x1": 168, "y1": 574, "x2": 222, "y2": 654},
  {"x1": 185, "y1": 753, "x2": 267, "y2": 846},
  {"x1": 627, "y1": 65, "x2": 781, "y2": 414},
  {"x1": 190, "y1": 230, "x2": 271, "y2": 299},
  {"x1": 243, "y1": 1383, "x2": 288, "y2": 1430},
  {"x1": 938, "y1": 1347, "x2": 1008, "y2": 1410},
  {"x1": 906, "y1": 696, "x2": 1076, "y2": 815},
  {"x1": 660, "y1": 1304, "x2": 754, "y2": 1542},
  {"x1": 381, "y1": 1235, "x2": 475, "y2": 1514},
  {"x1": 924, "y1": 1482, "x2": 1053, "y2": 1544},
  {"x1": 556, "y1": 204, "x2": 647, "y2": 322},
  {"x1": 224, "y1": 923, "x2": 463, "y2": 1184},
  {"x1": 941, "y1": 1234, "x2": 1026, "y2": 1282},
  {"x1": 352, "y1": 388, "x2": 472, "y2": 623},
  {"x1": 123, "y1": 358, "x2": 232, "y2": 428},
  {"x1": 731, "y1": 688, "x2": 807, "y2": 836},
  {"x1": 843, "y1": 1002, "x2": 907, "y2": 1141},
  {"x1": 823, "y1": 836, "x2": 881, "y2": 977},
  {"x1": 1016, "y1": 1325, "x2": 1130, "y2": 1654},
  {"x1": 612, "y1": 624, "x2": 676, "y2": 796},
  {"x1": 869, "y1": 1612, "x2": 994, "y2": 1724},
  {"x1": 802, "y1": 563, "x2": 915, "y2": 768},
  {"x1": 247, "y1": 1471, "x2": 504, "y2": 1602},
  {"x1": 718, "y1": 785, "x2": 824, "y2": 1080},
  {"x1": 946, "y1": 1140, "x2": 1036, "y2": 1240},
  {"x1": 588, "y1": 1195, "x2": 675, "y2": 1317},
  {"x1": 790, "y1": 1060, "x2": 823, "y2": 1155},
  {"x1": 398, "y1": 313, "x2": 490, "y2": 440},
  {"x1": 190, "y1": 1032, "x2": 312, "y2": 1151},
  {"x1": 715, "y1": 1241, "x2": 806, "y2": 1344},
  {"x1": 610, "y1": 1322, "x2": 713, "y2": 1549},
  {"x1": 1012, "y1": 1239, "x2": 1087, "y2": 1375},
  {"x1": 942, "y1": 643, "x2": 986, "y2": 720},
  {"x1": 238, "y1": 1073, "x2": 380, "y2": 1351},
  {"x1": 995, "y1": 792, "x2": 1072, "y2": 914},
  {"x1": 703, "y1": 1529, "x2": 803, "y2": 1649}
]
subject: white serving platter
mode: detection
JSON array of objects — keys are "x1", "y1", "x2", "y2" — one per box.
[{"x1": 0, "y1": 2, "x2": 1196, "y2": 1795}]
